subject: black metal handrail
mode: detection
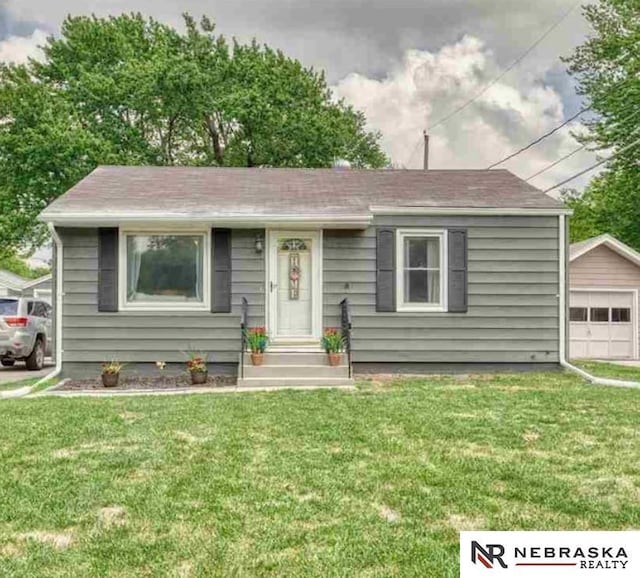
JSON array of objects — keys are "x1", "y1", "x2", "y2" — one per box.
[
  {"x1": 340, "y1": 298, "x2": 353, "y2": 379},
  {"x1": 240, "y1": 297, "x2": 248, "y2": 379}
]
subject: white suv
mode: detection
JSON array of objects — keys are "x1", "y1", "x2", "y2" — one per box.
[{"x1": 0, "y1": 298, "x2": 52, "y2": 370}]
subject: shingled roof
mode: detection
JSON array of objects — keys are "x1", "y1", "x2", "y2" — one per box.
[{"x1": 39, "y1": 166, "x2": 567, "y2": 225}]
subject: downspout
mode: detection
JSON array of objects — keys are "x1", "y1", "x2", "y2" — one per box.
[
  {"x1": 557, "y1": 214, "x2": 640, "y2": 388},
  {"x1": 32, "y1": 223, "x2": 63, "y2": 387}
]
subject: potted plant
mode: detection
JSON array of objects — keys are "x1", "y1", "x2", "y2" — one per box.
[
  {"x1": 244, "y1": 327, "x2": 268, "y2": 366},
  {"x1": 321, "y1": 328, "x2": 345, "y2": 366},
  {"x1": 101, "y1": 361, "x2": 123, "y2": 387},
  {"x1": 186, "y1": 352, "x2": 208, "y2": 385}
]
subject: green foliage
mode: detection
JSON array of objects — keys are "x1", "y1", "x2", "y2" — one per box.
[
  {"x1": 0, "y1": 253, "x2": 50, "y2": 279},
  {"x1": 0, "y1": 13, "x2": 388, "y2": 254},
  {"x1": 321, "y1": 328, "x2": 345, "y2": 353},
  {"x1": 244, "y1": 327, "x2": 268, "y2": 353},
  {"x1": 1, "y1": 373, "x2": 640, "y2": 575},
  {"x1": 563, "y1": 0, "x2": 640, "y2": 248}
]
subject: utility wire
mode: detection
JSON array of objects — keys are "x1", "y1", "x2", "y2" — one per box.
[
  {"x1": 426, "y1": 0, "x2": 581, "y2": 132},
  {"x1": 525, "y1": 144, "x2": 587, "y2": 181},
  {"x1": 543, "y1": 135, "x2": 640, "y2": 193},
  {"x1": 525, "y1": 106, "x2": 640, "y2": 181},
  {"x1": 486, "y1": 106, "x2": 590, "y2": 169}
]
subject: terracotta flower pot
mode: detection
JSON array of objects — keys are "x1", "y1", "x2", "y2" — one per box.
[
  {"x1": 251, "y1": 352, "x2": 264, "y2": 366},
  {"x1": 327, "y1": 352, "x2": 343, "y2": 367},
  {"x1": 101, "y1": 372, "x2": 119, "y2": 387},
  {"x1": 190, "y1": 370, "x2": 208, "y2": 385}
]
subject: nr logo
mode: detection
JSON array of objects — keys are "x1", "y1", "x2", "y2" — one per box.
[{"x1": 471, "y1": 541, "x2": 508, "y2": 569}]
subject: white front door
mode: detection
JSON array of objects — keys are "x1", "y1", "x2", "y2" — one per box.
[{"x1": 267, "y1": 230, "x2": 322, "y2": 344}]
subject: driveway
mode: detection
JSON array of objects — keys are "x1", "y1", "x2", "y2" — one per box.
[
  {"x1": 595, "y1": 359, "x2": 640, "y2": 367},
  {"x1": 0, "y1": 361, "x2": 53, "y2": 384}
]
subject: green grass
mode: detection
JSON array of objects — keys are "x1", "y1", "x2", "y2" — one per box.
[
  {"x1": 573, "y1": 360, "x2": 640, "y2": 382},
  {"x1": 0, "y1": 378, "x2": 39, "y2": 392},
  {"x1": 1, "y1": 372, "x2": 640, "y2": 577}
]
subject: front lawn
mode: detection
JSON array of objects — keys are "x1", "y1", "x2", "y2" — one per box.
[
  {"x1": 1, "y1": 372, "x2": 639, "y2": 577},
  {"x1": 573, "y1": 360, "x2": 640, "y2": 382},
  {"x1": 0, "y1": 378, "x2": 39, "y2": 392}
]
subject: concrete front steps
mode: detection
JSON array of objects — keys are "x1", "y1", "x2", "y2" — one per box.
[{"x1": 237, "y1": 351, "x2": 353, "y2": 387}]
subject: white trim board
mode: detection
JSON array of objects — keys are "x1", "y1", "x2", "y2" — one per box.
[
  {"x1": 117, "y1": 229, "x2": 211, "y2": 312},
  {"x1": 21, "y1": 274, "x2": 52, "y2": 290},
  {"x1": 569, "y1": 287, "x2": 639, "y2": 360},
  {"x1": 370, "y1": 206, "x2": 572, "y2": 216},
  {"x1": 570, "y1": 233, "x2": 640, "y2": 268},
  {"x1": 395, "y1": 228, "x2": 448, "y2": 313},
  {"x1": 40, "y1": 213, "x2": 372, "y2": 229},
  {"x1": 559, "y1": 214, "x2": 566, "y2": 362},
  {"x1": 40, "y1": 206, "x2": 572, "y2": 227}
]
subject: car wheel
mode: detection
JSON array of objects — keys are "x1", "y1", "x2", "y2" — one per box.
[
  {"x1": 25, "y1": 338, "x2": 45, "y2": 370},
  {"x1": 1, "y1": 359, "x2": 15, "y2": 367}
]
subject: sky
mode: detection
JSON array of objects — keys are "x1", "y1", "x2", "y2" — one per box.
[{"x1": 1, "y1": 0, "x2": 598, "y2": 197}]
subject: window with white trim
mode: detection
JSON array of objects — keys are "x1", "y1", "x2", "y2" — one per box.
[
  {"x1": 121, "y1": 232, "x2": 209, "y2": 310},
  {"x1": 396, "y1": 229, "x2": 446, "y2": 311}
]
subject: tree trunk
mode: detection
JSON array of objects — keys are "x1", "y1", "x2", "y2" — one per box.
[{"x1": 205, "y1": 115, "x2": 224, "y2": 165}]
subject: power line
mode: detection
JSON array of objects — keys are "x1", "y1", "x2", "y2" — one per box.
[
  {"x1": 525, "y1": 106, "x2": 640, "y2": 181},
  {"x1": 426, "y1": 0, "x2": 581, "y2": 132},
  {"x1": 525, "y1": 144, "x2": 586, "y2": 181},
  {"x1": 486, "y1": 106, "x2": 590, "y2": 169},
  {"x1": 543, "y1": 135, "x2": 640, "y2": 193}
]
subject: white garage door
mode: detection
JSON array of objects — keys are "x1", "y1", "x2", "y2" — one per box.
[{"x1": 570, "y1": 291, "x2": 635, "y2": 359}]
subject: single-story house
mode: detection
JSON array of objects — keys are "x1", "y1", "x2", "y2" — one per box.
[
  {"x1": 569, "y1": 234, "x2": 640, "y2": 360},
  {"x1": 39, "y1": 166, "x2": 570, "y2": 384},
  {"x1": 0, "y1": 269, "x2": 52, "y2": 301}
]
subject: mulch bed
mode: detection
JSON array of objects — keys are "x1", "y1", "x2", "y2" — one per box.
[{"x1": 58, "y1": 374, "x2": 237, "y2": 391}]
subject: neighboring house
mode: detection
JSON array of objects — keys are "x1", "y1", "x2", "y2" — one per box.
[
  {"x1": 569, "y1": 234, "x2": 640, "y2": 360},
  {"x1": 0, "y1": 270, "x2": 52, "y2": 301},
  {"x1": 38, "y1": 166, "x2": 570, "y2": 383},
  {"x1": 0, "y1": 270, "x2": 26, "y2": 297}
]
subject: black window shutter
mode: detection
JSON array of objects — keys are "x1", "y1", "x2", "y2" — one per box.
[
  {"x1": 212, "y1": 229, "x2": 232, "y2": 313},
  {"x1": 448, "y1": 228, "x2": 468, "y2": 313},
  {"x1": 376, "y1": 228, "x2": 396, "y2": 312},
  {"x1": 98, "y1": 228, "x2": 118, "y2": 312}
]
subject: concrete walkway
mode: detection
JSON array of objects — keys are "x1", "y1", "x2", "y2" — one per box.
[{"x1": 594, "y1": 359, "x2": 640, "y2": 367}]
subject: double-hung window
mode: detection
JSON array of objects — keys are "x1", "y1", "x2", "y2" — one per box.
[
  {"x1": 396, "y1": 229, "x2": 446, "y2": 312},
  {"x1": 119, "y1": 232, "x2": 210, "y2": 310}
]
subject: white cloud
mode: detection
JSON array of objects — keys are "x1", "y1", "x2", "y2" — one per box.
[
  {"x1": 333, "y1": 36, "x2": 597, "y2": 192},
  {"x1": 0, "y1": 29, "x2": 47, "y2": 63}
]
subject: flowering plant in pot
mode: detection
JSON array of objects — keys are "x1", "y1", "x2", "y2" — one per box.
[
  {"x1": 101, "y1": 360, "x2": 123, "y2": 387},
  {"x1": 321, "y1": 328, "x2": 345, "y2": 366},
  {"x1": 244, "y1": 327, "x2": 268, "y2": 365},
  {"x1": 186, "y1": 352, "x2": 208, "y2": 385}
]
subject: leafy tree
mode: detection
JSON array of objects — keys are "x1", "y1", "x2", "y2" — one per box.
[
  {"x1": 0, "y1": 13, "x2": 388, "y2": 254},
  {"x1": 563, "y1": 0, "x2": 640, "y2": 248}
]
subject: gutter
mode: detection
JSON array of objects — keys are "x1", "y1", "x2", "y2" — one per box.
[
  {"x1": 29, "y1": 224, "x2": 63, "y2": 390},
  {"x1": 557, "y1": 214, "x2": 640, "y2": 389},
  {"x1": 38, "y1": 213, "x2": 373, "y2": 229}
]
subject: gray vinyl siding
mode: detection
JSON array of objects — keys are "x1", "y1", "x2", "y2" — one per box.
[
  {"x1": 58, "y1": 215, "x2": 561, "y2": 370},
  {"x1": 324, "y1": 216, "x2": 560, "y2": 364},
  {"x1": 59, "y1": 227, "x2": 264, "y2": 364}
]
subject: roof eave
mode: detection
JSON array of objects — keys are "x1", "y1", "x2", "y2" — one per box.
[
  {"x1": 369, "y1": 206, "x2": 572, "y2": 216},
  {"x1": 570, "y1": 234, "x2": 640, "y2": 267},
  {"x1": 21, "y1": 274, "x2": 53, "y2": 289},
  {"x1": 38, "y1": 212, "x2": 374, "y2": 229}
]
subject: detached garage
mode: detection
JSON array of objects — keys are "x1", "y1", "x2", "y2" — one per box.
[{"x1": 569, "y1": 234, "x2": 640, "y2": 360}]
